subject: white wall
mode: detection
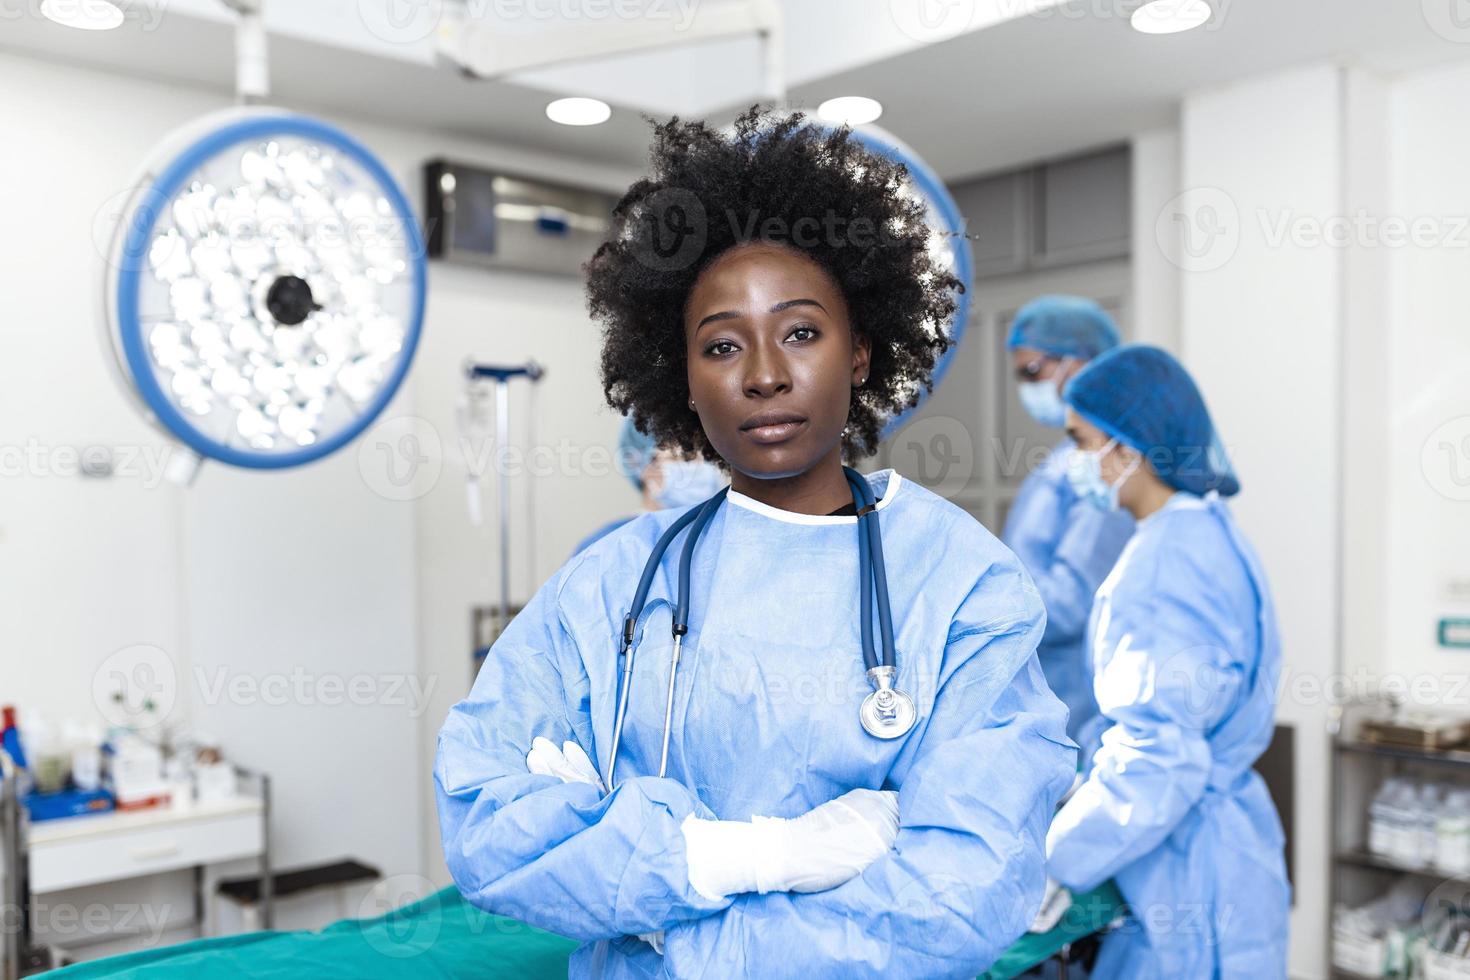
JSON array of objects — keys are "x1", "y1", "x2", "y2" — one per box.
[
  {"x1": 1382, "y1": 61, "x2": 1470, "y2": 697},
  {"x1": 0, "y1": 50, "x2": 640, "y2": 952},
  {"x1": 1129, "y1": 125, "x2": 1182, "y2": 353}
]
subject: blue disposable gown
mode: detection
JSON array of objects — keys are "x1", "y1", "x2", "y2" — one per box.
[
  {"x1": 572, "y1": 515, "x2": 635, "y2": 558},
  {"x1": 1046, "y1": 492, "x2": 1289, "y2": 978},
  {"x1": 436, "y1": 469, "x2": 1076, "y2": 979},
  {"x1": 1003, "y1": 441, "x2": 1133, "y2": 746}
]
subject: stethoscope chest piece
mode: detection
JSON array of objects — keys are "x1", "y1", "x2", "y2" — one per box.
[{"x1": 860, "y1": 665, "x2": 916, "y2": 740}]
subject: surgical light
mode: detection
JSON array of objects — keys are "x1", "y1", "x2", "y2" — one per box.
[
  {"x1": 41, "y1": 0, "x2": 124, "y2": 29},
  {"x1": 817, "y1": 97, "x2": 883, "y2": 127},
  {"x1": 838, "y1": 123, "x2": 973, "y2": 435},
  {"x1": 1130, "y1": 0, "x2": 1211, "y2": 34},
  {"x1": 546, "y1": 97, "x2": 611, "y2": 127},
  {"x1": 103, "y1": 108, "x2": 426, "y2": 479}
]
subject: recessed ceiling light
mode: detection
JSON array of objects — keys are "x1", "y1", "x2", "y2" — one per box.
[
  {"x1": 546, "y1": 97, "x2": 611, "y2": 127},
  {"x1": 41, "y1": 0, "x2": 124, "y2": 29},
  {"x1": 817, "y1": 96, "x2": 883, "y2": 126},
  {"x1": 1130, "y1": 0, "x2": 1212, "y2": 34}
]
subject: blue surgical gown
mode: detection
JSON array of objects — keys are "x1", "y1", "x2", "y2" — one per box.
[
  {"x1": 1046, "y1": 492, "x2": 1289, "y2": 978},
  {"x1": 436, "y1": 469, "x2": 1076, "y2": 978},
  {"x1": 1003, "y1": 441, "x2": 1133, "y2": 746}
]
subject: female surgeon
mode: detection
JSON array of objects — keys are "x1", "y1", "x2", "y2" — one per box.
[
  {"x1": 1003, "y1": 296, "x2": 1134, "y2": 748},
  {"x1": 1044, "y1": 345, "x2": 1290, "y2": 977},
  {"x1": 434, "y1": 106, "x2": 1076, "y2": 979}
]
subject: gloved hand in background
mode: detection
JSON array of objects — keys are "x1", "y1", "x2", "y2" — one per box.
[
  {"x1": 1029, "y1": 876, "x2": 1072, "y2": 933},
  {"x1": 681, "y1": 787, "x2": 901, "y2": 901}
]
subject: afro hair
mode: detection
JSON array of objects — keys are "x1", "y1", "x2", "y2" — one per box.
[{"x1": 585, "y1": 104, "x2": 963, "y2": 463}]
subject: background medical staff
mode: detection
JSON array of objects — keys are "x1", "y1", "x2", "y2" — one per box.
[
  {"x1": 573, "y1": 416, "x2": 727, "y2": 555},
  {"x1": 1044, "y1": 345, "x2": 1290, "y2": 978},
  {"x1": 1003, "y1": 296, "x2": 1135, "y2": 747}
]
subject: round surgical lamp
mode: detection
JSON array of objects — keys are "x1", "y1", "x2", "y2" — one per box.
[
  {"x1": 837, "y1": 123, "x2": 973, "y2": 436},
  {"x1": 103, "y1": 107, "x2": 426, "y2": 481}
]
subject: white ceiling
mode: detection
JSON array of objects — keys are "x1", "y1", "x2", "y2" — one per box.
[{"x1": 3, "y1": 0, "x2": 1469, "y2": 181}]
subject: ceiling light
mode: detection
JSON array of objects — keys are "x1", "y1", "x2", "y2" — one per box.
[
  {"x1": 1130, "y1": 0, "x2": 1212, "y2": 34},
  {"x1": 41, "y1": 0, "x2": 123, "y2": 30},
  {"x1": 817, "y1": 97, "x2": 883, "y2": 126},
  {"x1": 546, "y1": 97, "x2": 611, "y2": 127}
]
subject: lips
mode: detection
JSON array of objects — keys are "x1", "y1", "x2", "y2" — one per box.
[{"x1": 740, "y1": 410, "x2": 808, "y2": 446}]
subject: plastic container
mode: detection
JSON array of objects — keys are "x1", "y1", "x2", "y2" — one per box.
[{"x1": 1439, "y1": 791, "x2": 1470, "y2": 875}]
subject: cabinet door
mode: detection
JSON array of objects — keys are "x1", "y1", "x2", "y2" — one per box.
[
  {"x1": 953, "y1": 171, "x2": 1030, "y2": 280},
  {"x1": 1033, "y1": 147, "x2": 1132, "y2": 268}
]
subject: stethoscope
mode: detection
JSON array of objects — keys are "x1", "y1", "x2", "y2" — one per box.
[{"x1": 604, "y1": 465, "x2": 917, "y2": 790}]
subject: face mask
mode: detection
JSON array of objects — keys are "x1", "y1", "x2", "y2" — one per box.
[
  {"x1": 1018, "y1": 379, "x2": 1067, "y2": 428},
  {"x1": 1066, "y1": 439, "x2": 1141, "y2": 512},
  {"x1": 653, "y1": 460, "x2": 727, "y2": 509}
]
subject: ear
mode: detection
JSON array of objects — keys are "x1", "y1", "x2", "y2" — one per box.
[{"x1": 851, "y1": 332, "x2": 872, "y2": 387}]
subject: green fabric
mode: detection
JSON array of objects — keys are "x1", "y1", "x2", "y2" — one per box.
[
  {"x1": 51, "y1": 880, "x2": 1123, "y2": 979},
  {"x1": 979, "y1": 880, "x2": 1126, "y2": 980},
  {"x1": 48, "y1": 886, "x2": 579, "y2": 979}
]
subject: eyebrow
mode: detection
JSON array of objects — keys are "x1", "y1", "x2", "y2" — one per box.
[{"x1": 695, "y1": 298, "x2": 827, "y2": 333}]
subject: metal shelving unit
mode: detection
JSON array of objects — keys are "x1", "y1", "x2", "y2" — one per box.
[{"x1": 1329, "y1": 702, "x2": 1470, "y2": 979}]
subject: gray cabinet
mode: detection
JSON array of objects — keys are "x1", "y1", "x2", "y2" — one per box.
[{"x1": 953, "y1": 146, "x2": 1132, "y2": 281}]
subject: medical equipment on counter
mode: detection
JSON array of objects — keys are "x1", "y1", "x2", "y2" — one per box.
[
  {"x1": 459, "y1": 360, "x2": 545, "y2": 652},
  {"x1": 1362, "y1": 710, "x2": 1470, "y2": 751},
  {"x1": 604, "y1": 465, "x2": 916, "y2": 790}
]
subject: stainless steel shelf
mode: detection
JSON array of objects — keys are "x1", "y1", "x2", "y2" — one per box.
[
  {"x1": 1336, "y1": 740, "x2": 1470, "y2": 769},
  {"x1": 1334, "y1": 848, "x2": 1469, "y2": 879}
]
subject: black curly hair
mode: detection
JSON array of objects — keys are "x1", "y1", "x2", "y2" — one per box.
[{"x1": 585, "y1": 104, "x2": 962, "y2": 463}]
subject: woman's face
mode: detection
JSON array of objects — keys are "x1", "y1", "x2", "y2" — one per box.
[{"x1": 683, "y1": 241, "x2": 870, "y2": 480}]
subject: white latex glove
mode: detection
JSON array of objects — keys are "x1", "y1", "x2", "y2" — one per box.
[
  {"x1": 637, "y1": 931, "x2": 664, "y2": 955},
  {"x1": 1029, "y1": 876, "x2": 1072, "y2": 933},
  {"x1": 681, "y1": 788, "x2": 900, "y2": 901},
  {"x1": 526, "y1": 737, "x2": 606, "y2": 793}
]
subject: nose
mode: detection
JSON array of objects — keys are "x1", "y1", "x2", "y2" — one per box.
[{"x1": 743, "y1": 336, "x2": 792, "y2": 399}]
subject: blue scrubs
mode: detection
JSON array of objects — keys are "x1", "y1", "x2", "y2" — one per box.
[
  {"x1": 436, "y1": 469, "x2": 1076, "y2": 978},
  {"x1": 1046, "y1": 493, "x2": 1289, "y2": 978},
  {"x1": 572, "y1": 516, "x2": 635, "y2": 557},
  {"x1": 1003, "y1": 441, "x2": 1133, "y2": 746}
]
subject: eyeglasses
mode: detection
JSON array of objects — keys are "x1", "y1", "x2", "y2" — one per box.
[{"x1": 1015, "y1": 356, "x2": 1058, "y2": 382}]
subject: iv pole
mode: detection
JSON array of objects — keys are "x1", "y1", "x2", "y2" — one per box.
[{"x1": 463, "y1": 360, "x2": 545, "y2": 645}]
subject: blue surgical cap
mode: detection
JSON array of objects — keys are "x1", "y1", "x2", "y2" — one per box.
[
  {"x1": 1063, "y1": 344, "x2": 1240, "y2": 497},
  {"x1": 617, "y1": 416, "x2": 658, "y2": 491},
  {"x1": 1006, "y1": 295, "x2": 1121, "y2": 361}
]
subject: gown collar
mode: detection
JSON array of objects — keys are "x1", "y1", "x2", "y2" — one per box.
[{"x1": 725, "y1": 469, "x2": 902, "y2": 526}]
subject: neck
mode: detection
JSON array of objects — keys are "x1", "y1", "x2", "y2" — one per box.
[
  {"x1": 1125, "y1": 476, "x2": 1177, "y2": 521},
  {"x1": 729, "y1": 445, "x2": 853, "y2": 515}
]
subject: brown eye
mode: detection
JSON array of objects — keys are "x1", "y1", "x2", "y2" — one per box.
[
  {"x1": 789, "y1": 325, "x2": 818, "y2": 342},
  {"x1": 707, "y1": 340, "x2": 738, "y2": 356}
]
